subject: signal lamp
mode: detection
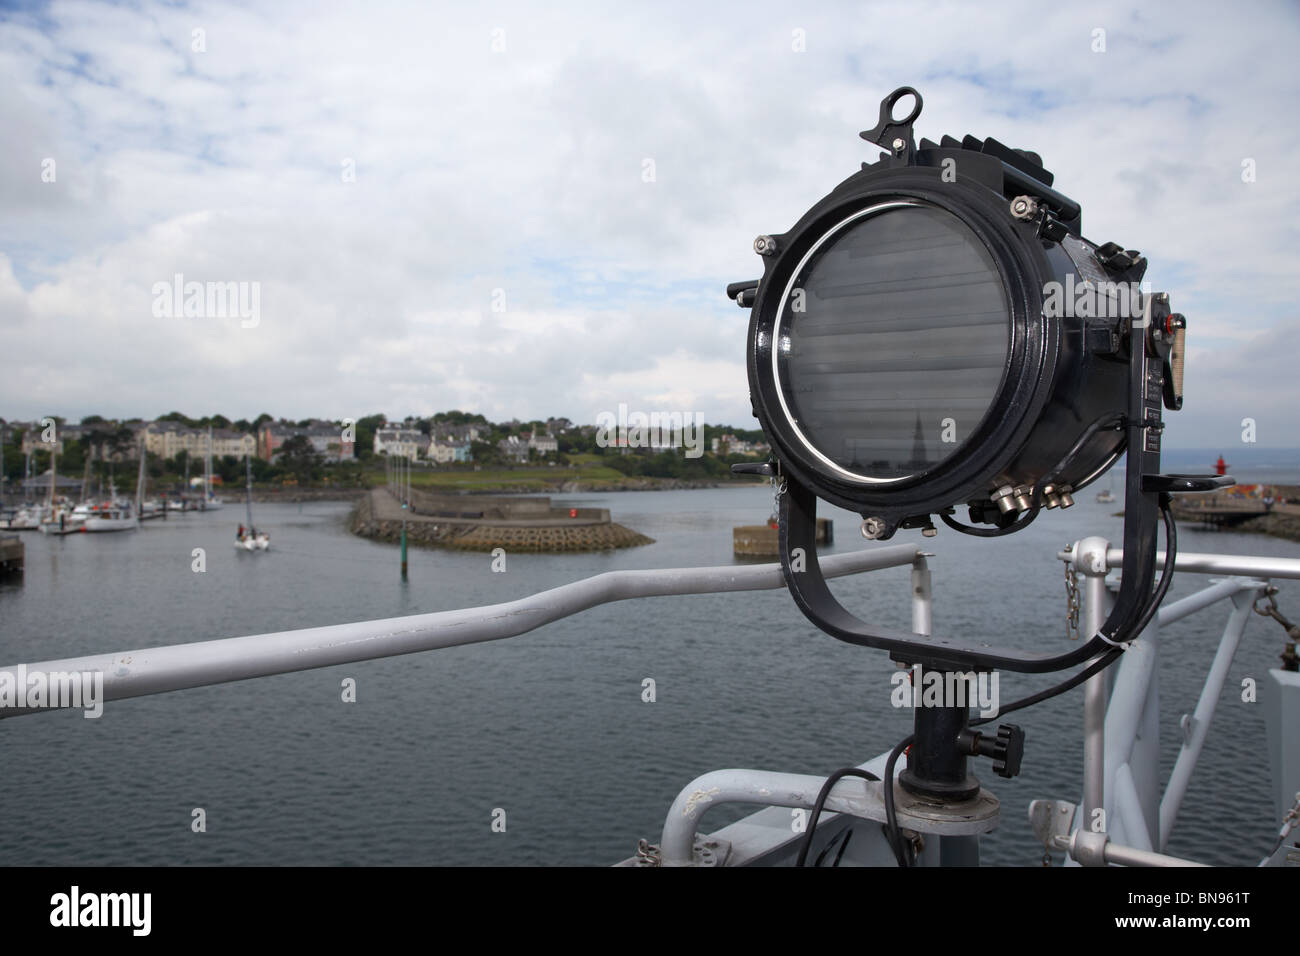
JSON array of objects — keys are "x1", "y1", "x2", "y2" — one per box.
[{"x1": 729, "y1": 87, "x2": 1227, "y2": 675}]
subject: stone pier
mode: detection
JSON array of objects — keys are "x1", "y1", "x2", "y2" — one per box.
[{"x1": 349, "y1": 488, "x2": 653, "y2": 552}]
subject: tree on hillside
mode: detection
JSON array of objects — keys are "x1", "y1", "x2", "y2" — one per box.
[
  {"x1": 279, "y1": 434, "x2": 323, "y2": 485},
  {"x1": 470, "y1": 440, "x2": 504, "y2": 467},
  {"x1": 433, "y1": 410, "x2": 488, "y2": 426},
  {"x1": 354, "y1": 413, "x2": 385, "y2": 461},
  {"x1": 216, "y1": 455, "x2": 242, "y2": 486}
]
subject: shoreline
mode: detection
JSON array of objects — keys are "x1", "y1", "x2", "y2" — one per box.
[
  {"x1": 0, "y1": 478, "x2": 765, "y2": 510},
  {"x1": 244, "y1": 477, "x2": 763, "y2": 502}
]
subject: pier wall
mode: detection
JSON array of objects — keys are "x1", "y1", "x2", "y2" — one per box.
[{"x1": 349, "y1": 490, "x2": 651, "y2": 553}]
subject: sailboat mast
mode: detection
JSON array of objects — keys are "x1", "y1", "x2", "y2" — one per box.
[
  {"x1": 136, "y1": 437, "x2": 147, "y2": 515},
  {"x1": 48, "y1": 442, "x2": 56, "y2": 511},
  {"x1": 245, "y1": 453, "x2": 254, "y2": 529}
]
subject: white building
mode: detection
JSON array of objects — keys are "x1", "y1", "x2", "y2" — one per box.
[
  {"x1": 374, "y1": 427, "x2": 426, "y2": 462},
  {"x1": 145, "y1": 422, "x2": 254, "y2": 460},
  {"x1": 526, "y1": 432, "x2": 558, "y2": 456}
]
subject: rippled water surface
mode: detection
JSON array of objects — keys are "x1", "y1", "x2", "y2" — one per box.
[{"x1": 1, "y1": 486, "x2": 1296, "y2": 865}]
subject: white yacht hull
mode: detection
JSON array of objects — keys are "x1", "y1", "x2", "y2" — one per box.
[
  {"x1": 83, "y1": 516, "x2": 138, "y2": 533},
  {"x1": 2, "y1": 509, "x2": 44, "y2": 530}
]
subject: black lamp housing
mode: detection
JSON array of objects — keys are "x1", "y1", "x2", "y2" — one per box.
[
  {"x1": 742, "y1": 86, "x2": 1174, "y2": 538},
  {"x1": 730, "y1": 87, "x2": 1225, "y2": 674}
]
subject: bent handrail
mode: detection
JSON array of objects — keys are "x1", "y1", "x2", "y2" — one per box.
[{"x1": 0, "y1": 545, "x2": 922, "y2": 719}]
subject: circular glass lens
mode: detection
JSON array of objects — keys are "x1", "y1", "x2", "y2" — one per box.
[{"x1": 774, "y1": 202, "x2": 1010, "y2": 482}]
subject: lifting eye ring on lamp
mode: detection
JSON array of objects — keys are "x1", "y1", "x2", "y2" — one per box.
[{"x1": 728, "y1": 87, "x2": 1230, "y2": 804}]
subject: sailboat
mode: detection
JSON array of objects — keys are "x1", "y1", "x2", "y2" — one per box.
[
  {"x1": 82, "y1": 450, "x2": 142, "y2": 533},
  {"x1": 135, "y1": 439, "x2": 163, "y2": 520},
  {"x1": 1096, "y1": 474, "x2": 1116, "y2": 504},
  {"x1": 203, "y1": 426, "x2": 223, "y2": 511},
  {"x1": 235, "y1": 454, "x2": 269, "y2": 551},
  {"x1": 168, "y1": 453, "x2": 189, "y2": 510},
  {"x1": 3, "y1": 450, "x2": 45, "y2": 529},
  {"x1": 38, "y1": 443, "x2": 82, "y2": 535}
]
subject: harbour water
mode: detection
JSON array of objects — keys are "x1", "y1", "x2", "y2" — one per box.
[{"x1": 0, "y1": 486, "x2": 1296, "y2": 866}]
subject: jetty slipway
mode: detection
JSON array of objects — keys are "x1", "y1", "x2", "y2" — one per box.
[{"x1": 2, "y1": 537, "x2": 1298, "y2": 867}]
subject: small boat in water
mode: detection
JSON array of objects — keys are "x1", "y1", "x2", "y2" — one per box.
[
  {"x1": 35, "y1": 446, "x2": 84, "y2": 534},
  {"x1": 235, "y1": 453, "x2": 270, "y2": 551},
  {"x1": 1, "y1": 506, "x2": 45, "y2": 530},
  {"x1": 235, "y1": 527, "x2": 270, "y2": 550},
  {"x1": 76, "y1": 443, "x2": 146, "y2": 533},
  {"x1": 39, "y1": 505, "x2": 84, "y2": 535},
  {"x1": 81, "y1": 502, "x2": 138, "y2": 533}
]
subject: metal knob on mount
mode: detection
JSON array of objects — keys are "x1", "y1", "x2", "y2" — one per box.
[{"x1": 958, "y1": 723, "x2": 1025, "y2": 779}]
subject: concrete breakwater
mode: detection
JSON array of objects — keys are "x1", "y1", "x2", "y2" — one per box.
[
  {"x1": 1171, "y1": 484, "x2": 1300, "y2": 542},
  {"x1": 1208, "y1": 511, "x2": 1300, "y2": 543},
  {"x1": 348, "y1": 488, "x2": 653, "y2": 552},
  {"x1": 733, "y1": 518, "x2": 833, "y2": 556}
]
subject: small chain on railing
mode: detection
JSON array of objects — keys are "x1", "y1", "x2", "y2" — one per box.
[
  {"x1": 769, "y1": 473, "x2": 787, "y2": 527},
  {"x1": 1253, "y1": 588, "x2": 1300, "y2": 671},
  {"x1": 1064, "y1": 562, "x2": 1081, "y2": 641}
]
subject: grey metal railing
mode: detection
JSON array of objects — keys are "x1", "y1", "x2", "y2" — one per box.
[
  {"x1": 0, "y1": 544, "x2": 925, "y2": 719},
  {"x1": 644, "y1": 542, "x2": 1300, "y2": 867},
  {"x1": 7, "y1": 533, "x2": 1297, "y2": 869},
  {"x1": 1053, "y1": 539, "x2": 1300, "y2": 867}
]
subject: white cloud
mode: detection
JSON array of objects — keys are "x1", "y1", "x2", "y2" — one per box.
[{"x1": 0, "y1": 0, "x2": 1297, "y2": 444}]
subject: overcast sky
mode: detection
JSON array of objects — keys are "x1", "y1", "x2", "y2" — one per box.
[{"x1": 1, "y1": 0, "x2": 1297, "y2": 450}]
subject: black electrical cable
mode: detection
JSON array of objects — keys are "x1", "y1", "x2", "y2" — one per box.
[
  {"x1": 796, "y1": 501, "x2": 1178, "y2": 870},
  {"x1": 940, "y1": 506, "x2": 1039, "y2": 537},
  {"x1": 887, "y1": 500, "x2": 1177, "y2": 865},
  {"x1": 970, "y1": 499, "x2": 1177, "y2": 727},
  {"x1": 794, "y1": 767, "x2": 879, "y2": 867},
  {"x1": 939, "y1": 413, "x2": 1126, "y2": 538},
  {"x1": 813, "y1": 825, "x2": 854, "y2": 867},
  {"x1": 882, "y1": 735, "x2": 915, "y2": 867}
]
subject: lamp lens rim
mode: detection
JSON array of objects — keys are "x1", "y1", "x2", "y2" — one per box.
[{"x1": 769, "y1": 199, "x2": 1013, "y2": 486}]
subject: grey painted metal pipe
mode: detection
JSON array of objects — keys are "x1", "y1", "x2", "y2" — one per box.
[
  {"x1": 1102, "y1": 613, "x2": 1160, "y2": 843},
  {"x1": 1059, "y1": 831, "x2": 1207, "y2": 867},
  {"x1": 1156, "y1": 577, "x2": 1261, "y2": 627},
  {"x1": 0, "y1": 545, "x2": 920, "y2": 719},
  {"x1": 911, "y1": 556, "x2": 932, "y2": 637},
  {"x1": 1074, "y1": 536, "x2": 1112, "y2": 843},
  {"x1": 1158, "y1": 588, "x2": 1260, "y2": 850},
  {"x1": 660, "y1": 768, "x2": 875, "y2": 865},
  {"x1": 1091, "y1": 549, "x2": 1300, "y2": 580}
]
